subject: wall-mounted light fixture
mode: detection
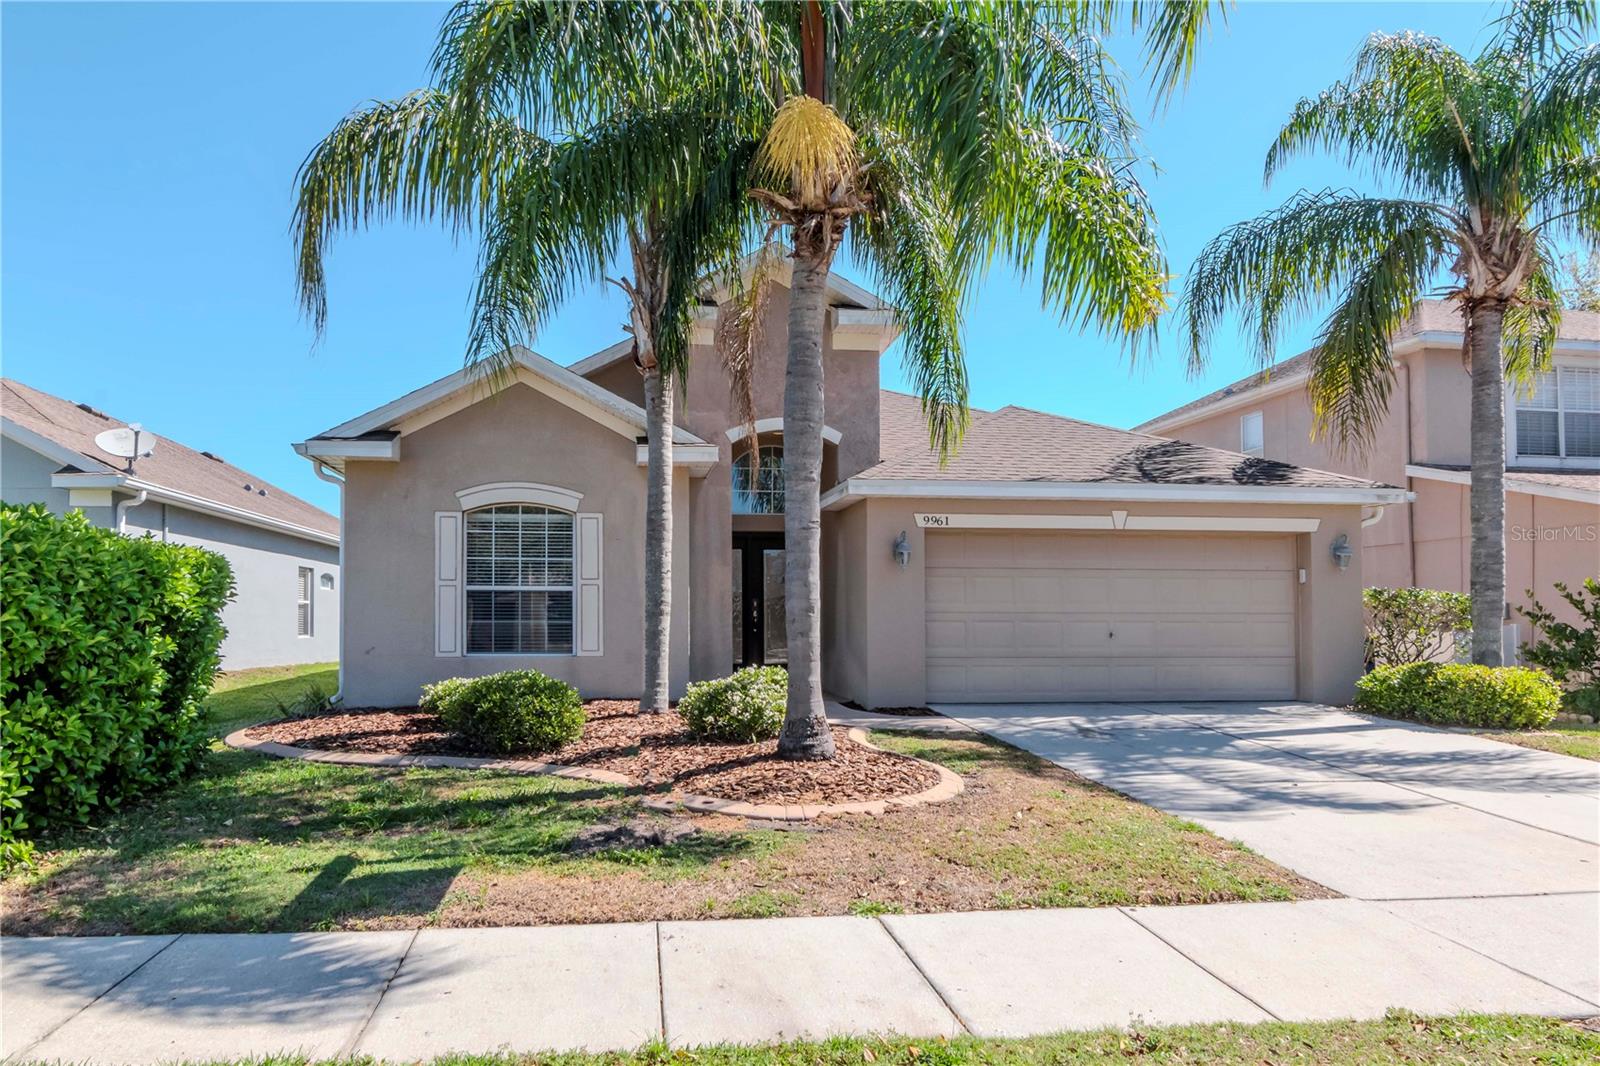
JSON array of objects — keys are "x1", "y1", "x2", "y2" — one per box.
[
  {"x1": 893, "y1": 530, "x2": 911, "y2": 569},
  {"x1": 1329, "y1": 533, "x2": 1353, "y2": 571}
]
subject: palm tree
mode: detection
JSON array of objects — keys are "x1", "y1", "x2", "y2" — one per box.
[
  {"x1": 1181, "y1": 0, "x2": 1598, "y2": 665},
  {"x1": 292, "y1": 3, "x2": 775, "y2": 712},
  {"x1": 743, "y1": 1, "x2": 1214, "y2": 757}
]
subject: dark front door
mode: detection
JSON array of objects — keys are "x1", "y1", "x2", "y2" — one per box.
[{"x1": 732, "y1": 533, "x2": 786, "y2": 668}]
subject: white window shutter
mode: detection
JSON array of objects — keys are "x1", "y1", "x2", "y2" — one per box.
[
  {"x1": 575, "y1": 512, "x2": 603, "y2": 656},
  {"x1": 435, "y1": 511, "x2": 462, "y2": 656}
]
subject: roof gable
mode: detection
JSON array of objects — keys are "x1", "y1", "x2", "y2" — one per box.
[{"x1": 311, "y1": 346, "x2": 710, "y2": 447}]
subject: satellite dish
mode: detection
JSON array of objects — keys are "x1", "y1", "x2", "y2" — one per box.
[{"x1": 94, "y1": 423, "x2": 154, "y2": 471}]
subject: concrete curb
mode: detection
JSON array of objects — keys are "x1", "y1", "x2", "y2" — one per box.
[{"x1": 223, "y1": 725, "x2": 963, "y2": 822}]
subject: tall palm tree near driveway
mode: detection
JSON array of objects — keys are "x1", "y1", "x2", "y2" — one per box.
[
  {"x1": 745, "y1": 1, "x2": 1215, "y2": 758},
  {"x1": 292, "y1": 3, "x2": 777, "y2": 712},
  {"x1": 1181, "y1": 0, "x2": 1598, "y2": 665}
]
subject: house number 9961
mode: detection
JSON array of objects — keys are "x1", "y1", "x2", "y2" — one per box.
[{"x1": 917, "y1": 514, "x2": 951, "y2": 527}]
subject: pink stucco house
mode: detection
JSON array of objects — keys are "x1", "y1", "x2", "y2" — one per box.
[
  {"x1": 1137, "y1": 302, "x2": 1600, "y2": 645},
  {"x1": 297, "y1": 267, "x2": 1407, "y2": 710}
]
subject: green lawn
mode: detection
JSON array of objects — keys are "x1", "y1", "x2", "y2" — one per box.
[
  {"x1": 4, "y1": 664, "x2": 1317, "y2": 934},
  {"x1": 1481, "y1": 722, "x2": 1600, "y2": 761},
  {"x1": 206, "y1": 662, "x2": 338, "y2": 735},
  {"x1": 77, "y1": 1014, "x2": 1600, "y2": 1066}
]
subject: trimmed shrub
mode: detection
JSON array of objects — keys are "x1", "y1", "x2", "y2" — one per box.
[
  {"x1": 1520, "y1": 579, "x2": 1600, "y2": 721},
  {"x1": 1364, "y1": 587, "x2": 1471, "y2": 667},
  {"x1": 1355, "y1": 662, "x2": 1563, "y2": 730},
  {"x1": 428, "y1": 669, "x2": 584, "y2": 754},
  {"x1": 679, "y1": 666, "x2": 786, "y2": 743},
  {"x1": 1, "y1": 504, "x2": 233, "y2": 868}
]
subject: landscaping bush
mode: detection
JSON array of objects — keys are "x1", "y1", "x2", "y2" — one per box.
[
  {"x1": 1363, "y1": 587, "x2": 1471, "y2": 667},
  {"x1": 678, "y1": 665, "x2": 787, "y2": 742},
  {"x1": 1355, "y1": 661, "x2": 1562, "y2": 729},
  {"x1": 1, "y1": 503, "x2": 233, "y2": 868},
  {"x1": 426, "y1": 669, "x2": 584, "y2": 754},
  {"x1": 1520, "y1": 579, "x2": 1600, "y2": 722}
]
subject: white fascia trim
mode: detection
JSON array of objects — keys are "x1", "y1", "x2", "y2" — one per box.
[
  {"x1": 50, "y1": 472, "x2": 341, "y2": 546},
  {"x1": 635, "y1": 443, "x2": 720, "y2": 475},
  {"x1": 316, "y1": 346, "x2": 710, "y2": 449},
  {"x1": 1, "y1": 418, "x2": 118, "y2": 474},
  {"x1": 1134, "y1": 368, "x2": 1311, "y2": 435},
  {"x1": 1406, "y1": 464, "x2": 1600, "y2": 505},
  {"x1": 296, "y1": 437, "x2": 400, "y2": 461},
  {"x1": 725, "y1": 418, "x2": 843, "y2": 446},
  {"x1": 68, "y1": 488, "x2": 116, "y2": 508},
  {"x1": 911, "y1": 511, "x2": 1321, "y2": 533},
  {"x1": 822, "y1": 478, "x2": 1413, "y2": 510},
  {"x1": 567, "y1": 337, "x2": 635, "y2": 378},
  {"x1": 1391, "y1": 330, "x2": 1600, "y2": 357},
  {"x1": 457, "y1": 481, "x2": 583, "y2": 511},
  {"x1": 831, "y1": 307, "x2": 902, "y2": 352}
]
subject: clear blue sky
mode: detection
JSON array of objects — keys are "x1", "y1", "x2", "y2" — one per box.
[{"x1": 3, "y1": 2, "x2": 1506, "y2": 514}]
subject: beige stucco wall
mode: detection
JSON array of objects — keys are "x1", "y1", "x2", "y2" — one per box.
[
  {"x1": 821, "y1": 497, "x2": 1370, "y2": 709},
  {"x1": 340, "y1": 382, "x2": 691, "y2": 707},
  {"x1": 1413, "y1": 478, "x2": 1598, "y2": 626},
  {"x1": 1158, "y1": 346, "x2": 1600, "y2": 611},
  {"x1": 583, "y1": 280, "x2": 885, "y2": 682}
]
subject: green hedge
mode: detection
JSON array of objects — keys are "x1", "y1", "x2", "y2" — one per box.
[
  {"x1": 679, "y1": 666, "x2": 787, "y2": 742},
  {"x1": 1, "y1": 504, "x2": 233, "y2": 867},
  {"x1": 420, "y1": 669, "x2": 584, "y2": 754},
  {"x1": 1354, "y1": 662, "x2": 1562, "y2": 730}
]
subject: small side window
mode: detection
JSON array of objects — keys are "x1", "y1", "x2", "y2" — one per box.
[
  {"x1": 1240, "y1": 410, "x2": 1264, "y2": 457},
  {"x1": 296, "y1": 566, "x2": 313, "y2": 637}
]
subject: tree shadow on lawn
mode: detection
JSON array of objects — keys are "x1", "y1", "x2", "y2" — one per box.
[{"x1": 13, "y1": 746, "x2": 772, "y2": 935}]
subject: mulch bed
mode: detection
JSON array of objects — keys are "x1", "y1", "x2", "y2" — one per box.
[{"x1": 242, "y1": 701, "x2": 942, "y2": 806}]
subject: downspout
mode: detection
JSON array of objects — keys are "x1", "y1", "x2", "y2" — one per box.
[
  {"x1": 115, "y1": 489, "x2": 148, "y2": 533},
  {"x1": 1402, "y1": 361, "x2": 1419, "y2": 585},
  {"x1": 310, "y1": 460, "x2": 346, "y2": 706},
  {"x1": 1362, "y1": 505, "x2": 1386, "y2": 528}
]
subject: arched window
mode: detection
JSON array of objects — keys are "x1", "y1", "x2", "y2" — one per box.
[
  {"x1": 731, "y1": 444, "x2": 784, "y2": 515},
  {"x1": 463, "y1": 505, "x2": 574, "y2": 654}
]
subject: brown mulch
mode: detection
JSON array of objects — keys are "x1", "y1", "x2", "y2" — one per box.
[{"x1": 242, "y1": 701, "x2": 943, "y2": 806}]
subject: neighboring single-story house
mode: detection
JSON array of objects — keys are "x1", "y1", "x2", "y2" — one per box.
[
  {"x1": 2, "y1": 378, "x2": 340, "y2": 669},
  {"x1": 1136, "y1": 302, "x2": 1600, "y2": 644},
  {"x1": 297, "y1": 266, "x2": 1406, "y2": 709}
]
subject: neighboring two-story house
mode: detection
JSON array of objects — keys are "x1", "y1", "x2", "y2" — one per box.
[
  {"x1": 1137, "y1": 302, "x2": 1600, "y2": 641},
  {"x1": 299, "y1": 263, "x2": 1406, "y2": 709},
  {"x1": 1, "y1": 378, "x2": 341, "y2": 669}
]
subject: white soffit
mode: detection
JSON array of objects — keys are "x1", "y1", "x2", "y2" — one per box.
[
  {"x1": 1406, "y1": 464, "x2": 1600, "y2": 505},
  {"x1": 913, "y1": 512, "x2": 1321, "y2": 533}
]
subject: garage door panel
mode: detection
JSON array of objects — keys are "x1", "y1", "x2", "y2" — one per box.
[{"x1": 925, "y1": 532, "x2": 1298, "y2": 702}]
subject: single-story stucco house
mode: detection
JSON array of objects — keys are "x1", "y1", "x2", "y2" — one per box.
[
  {"x1": 297, "y1": 266, "x2": 1407, "y2": 710},
  {"x1": 2, "y1": 378, "x2": 341, "y2": 669}
]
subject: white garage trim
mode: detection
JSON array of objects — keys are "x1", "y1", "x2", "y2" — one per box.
[
  {"x1": 823, "y1": 477, "x2": 1412, "y2": 510},
  {"x1": 914, "y1": 512, "x2": 1321, "y2": 532}
]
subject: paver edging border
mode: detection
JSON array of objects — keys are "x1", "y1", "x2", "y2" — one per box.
[{"x1": 223, "y1": 724, "x2": 962, "y2": 821}]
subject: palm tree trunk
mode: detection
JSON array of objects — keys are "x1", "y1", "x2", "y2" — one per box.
[
  {"x1": 1468, "y1": 303, "x2": 1508, "y2": 666},
  {"x1": 641, "y1": 364, "x2": 673, "y2": 713},
  {"x1": 776, "y1": 247, "x2": 836, "y2": 760}
]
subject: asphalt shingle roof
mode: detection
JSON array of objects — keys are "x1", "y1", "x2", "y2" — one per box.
[
  {"x1": 3, "y1": 378, "x2": 339, "y2": 538},
  {"x1": 872, "y1": 399, "x2": 1384, "y2": 490}
]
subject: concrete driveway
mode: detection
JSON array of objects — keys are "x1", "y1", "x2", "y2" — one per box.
[{"x1": 928, "y1": 701, "x2": 1600, "y2": 900}]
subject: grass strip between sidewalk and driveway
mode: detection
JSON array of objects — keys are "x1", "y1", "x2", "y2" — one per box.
[
  {"x1": 2, "y1": 663, "x2": 1326, "y2": 935},
  {"x1": 1479, "y1": 722, "x2": 1600, "y2": 761},
  {"x1": 22, "y1": 1013, "x2": 1596, "y2": 1066}
]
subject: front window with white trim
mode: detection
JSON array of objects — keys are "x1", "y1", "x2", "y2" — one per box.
[
  {"x1": 464, "y1": 505, "x2": 575, "y2": 654},
  {"x1": 1240, "y1": 410, "x2": 1264, "y2": 457},
  {"x1": 1515, "y1": 366, "x2": 1600, "y2": 460}
]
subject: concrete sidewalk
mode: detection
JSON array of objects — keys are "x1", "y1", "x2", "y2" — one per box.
[{"x1": 5, "y1": 896, "x2": 1597, "y2": 1064}]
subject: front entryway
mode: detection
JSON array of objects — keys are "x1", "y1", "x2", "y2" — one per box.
[
  {"x1": 732, "y1": 533, "x2": 786, "y2": 668},
  {"x1": 924, "y1": 531, "x2": 1299, "y2": 701}
]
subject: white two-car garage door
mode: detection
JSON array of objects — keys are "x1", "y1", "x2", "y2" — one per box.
[{"x1": 925, "y1": 531, "x2": 1299, "y2": 702}]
